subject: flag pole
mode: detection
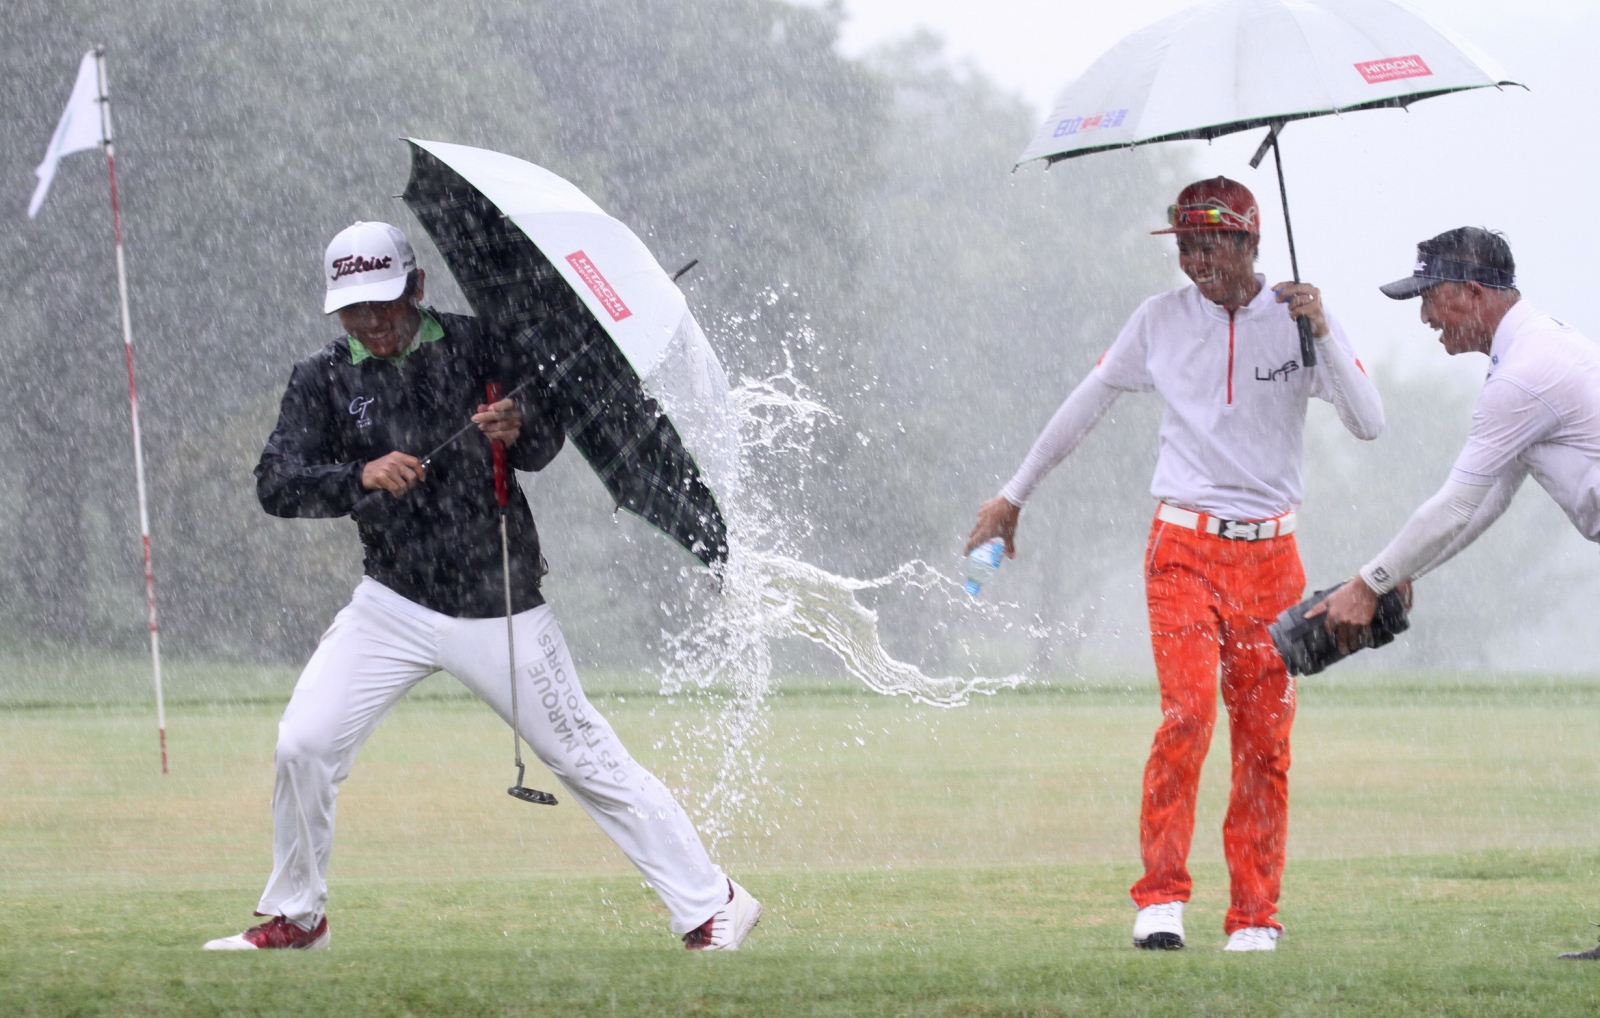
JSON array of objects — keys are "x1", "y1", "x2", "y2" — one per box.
[{"x1": 94, "y1": 45, "x2": 166, "y2": 774}]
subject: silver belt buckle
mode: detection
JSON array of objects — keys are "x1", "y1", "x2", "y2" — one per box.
[{"x1": 1219, "y1": 519, "x2": 1260, "y2": 541}]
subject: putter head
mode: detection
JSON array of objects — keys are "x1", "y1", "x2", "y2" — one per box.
[{"x1": 508, "y1": 785, "x2": 558, "y2": 806}]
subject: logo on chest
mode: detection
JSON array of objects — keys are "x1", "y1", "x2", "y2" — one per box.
[
  {"x1": 349, "y1": 396, "x2": 376, "y2": 429},
  {"x1": 1254, "y1": 360, "x2": 1300, "y2": 383}
]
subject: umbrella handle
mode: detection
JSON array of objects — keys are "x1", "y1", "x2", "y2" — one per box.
[
  {"x1": 486, "y1": 382, "x2": 509, "y2": 507},
  {"x1": 1297, "y1": 315, "x2": 1316, "y2": 369}
]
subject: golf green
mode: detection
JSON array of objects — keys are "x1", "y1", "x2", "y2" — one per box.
[{"x1": 4, "y1": 670, "x2": 1600, "y2": 1015}]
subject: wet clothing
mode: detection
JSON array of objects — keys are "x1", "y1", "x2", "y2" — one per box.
[
  {"x1": 1002, "y1": 276, "x2": 1383, "y2": 517},
  {"x1": 255, "y1": 309, "x2": 564, "y2": 617},
  {"x1": 1362, "y1": 302, "x2": 1600, "y2": 592},
  {"x1": 997, "y1": 277, "x2": 1384, "y2": 934},
  {"x1": 251, "y1": 308, "x2": 731, "y2": 939},
  {"x1": 259, "y1": 579, "x2": 730, "y2": 935},
  {"x1": 1132, "y1": 516, "x2": 1304, "y2": 934}
]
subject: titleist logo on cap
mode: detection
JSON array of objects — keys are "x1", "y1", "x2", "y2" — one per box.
[{"x1": 331, "y1": 254, "x2": 393, "y2": 281}]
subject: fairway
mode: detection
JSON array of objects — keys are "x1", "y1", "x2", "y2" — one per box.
[{"x1": 5, "y1": 669, "x2": 1600, "y2": 1015}]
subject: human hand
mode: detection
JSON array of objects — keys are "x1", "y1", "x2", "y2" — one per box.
[
  {"x1": 1306, "y1": 576, "x2": 1380, "y2": 654},
  {"x1": 965, "y1": 497, "x2": 1020, "y2": 558},
  {"x1": 361, "y1": 451, "x2": 427, "y2": 494},
  {"x1": 472, "y1": 398, "x2": 523, "y2": 447},
  {"x1": 1272, "y1": 281, "x2": 1329, "y2": 339}
]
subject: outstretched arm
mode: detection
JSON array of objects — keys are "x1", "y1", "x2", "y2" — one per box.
[
  {"x1": 965, "y1": 373, "x2": 1122, "y2": 555},
  {"x1": 1413, "y1": 465, "x2": 1527, "y2": 580},
  {"x1": 1358, "y1": 476, "x2": 1498, "y2": 594},
  {"x1": 1314, "y1": 376, "x2": 1556, "y2": 641},
  {"x1": 999, "y1": 374, "x2": 1122, "y2": 508}
]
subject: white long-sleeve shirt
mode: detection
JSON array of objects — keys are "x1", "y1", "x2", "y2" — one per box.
[
  {"x1": 1361, "y1": 302, "x2": 1600, "y2": 592},
  {"x1": 1001, "y1": 276, "x2": 1384, "y2": 520}
]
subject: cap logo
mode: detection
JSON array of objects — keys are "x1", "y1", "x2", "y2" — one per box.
[
  {"x1": 331, "y1": 254, "x2": 394, "y2": 281},
  {"x1": 1354, "y1": 55, "x2": 1432, "y2": 85}
]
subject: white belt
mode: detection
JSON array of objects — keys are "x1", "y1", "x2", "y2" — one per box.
[{"x1": 1156, "y1": 502, "x2": 1296, "y2": 541}]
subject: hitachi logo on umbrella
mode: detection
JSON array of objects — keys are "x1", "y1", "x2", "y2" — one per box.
[
  {"x1": 1355, "y1": 55, "x2": 1432, "y2": 84},
  {"x1": 565, "y1": 250, "x2": 632, "y2": 322},
  {"x1": 330, "y1": 254, "x2": 394, "y2": 281}
]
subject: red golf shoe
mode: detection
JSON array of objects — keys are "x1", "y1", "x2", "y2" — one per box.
[{"x1": 204, "y1": 913, "x2": 330, "y2": 951}]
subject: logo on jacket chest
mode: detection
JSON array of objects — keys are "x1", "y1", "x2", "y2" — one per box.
[
  {"x1": 1254, "y1": 359, "x2": 1300, "y2": 383},
  {"x1": 349, "y1": 396, "x2": 376, "y2": 429}
]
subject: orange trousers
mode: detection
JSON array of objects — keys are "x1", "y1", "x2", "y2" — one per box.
[{"x1": 1129, "y1": 514, "x2": 1305, "y2": 934}]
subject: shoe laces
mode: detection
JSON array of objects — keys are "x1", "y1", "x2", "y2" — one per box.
[
  {"x1": 682, "y1": 916, "x2": 717, "y2": 949},
  {"x1": 1145, "y1": 901, "x2": 1182, "y2": 920}
]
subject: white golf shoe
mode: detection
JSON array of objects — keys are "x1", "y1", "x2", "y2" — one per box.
[
  {"x1": 1224, "y1": 926, "x2": 1280, "y2": 952},
  {"x1": 1132, "y1": 901, "x2": 1185, "y2": 950},
  {"x1": 683, "y1": 879, "x2": 761, "y2": 951}
]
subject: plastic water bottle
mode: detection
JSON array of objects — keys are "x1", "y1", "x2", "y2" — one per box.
[{"x1": 964, "y1": 538, "x2": 1006, "y2": 596}]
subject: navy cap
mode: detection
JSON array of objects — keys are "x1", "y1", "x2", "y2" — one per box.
[{"x1": 1380, "y1": 253, "x2": 1517, "y2": 300}]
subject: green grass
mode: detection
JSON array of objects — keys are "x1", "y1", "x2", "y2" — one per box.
[{"x1": 5, "y1": 668, "x2": 1600, "y2": 1015}]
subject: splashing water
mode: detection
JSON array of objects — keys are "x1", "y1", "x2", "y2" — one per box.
[{"x1": 654, "y1": 349, "x2": 1030, "y2": 846}]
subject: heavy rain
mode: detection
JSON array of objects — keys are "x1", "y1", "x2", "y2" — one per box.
[{"x1": 4, "y1": 0, "x2": 1600, "y2": 1013}]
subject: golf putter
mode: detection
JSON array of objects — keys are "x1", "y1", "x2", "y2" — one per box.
[{"x1": 488, "y1": 381, "x2": 558, "y2": 807}]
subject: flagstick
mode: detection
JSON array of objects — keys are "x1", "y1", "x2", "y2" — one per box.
[{"x1": 95, "y1": 46, "x2": 166, "y2": 775}]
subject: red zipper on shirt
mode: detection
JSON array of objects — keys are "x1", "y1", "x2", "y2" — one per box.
[{"x1": 1226, "y1": 309, "x2": 1236, "y2": 405}]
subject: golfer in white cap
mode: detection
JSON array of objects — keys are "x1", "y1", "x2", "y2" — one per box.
[{"x1": 202, "y1": 222, "x2": 760, "y2": 952}]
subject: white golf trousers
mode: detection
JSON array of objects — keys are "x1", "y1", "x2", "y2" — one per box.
[{"x1": 256, "y1": 577, "x2": 727, "y2": 935}]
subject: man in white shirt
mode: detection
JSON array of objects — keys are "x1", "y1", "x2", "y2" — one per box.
[
  {"x1": 1314, "y1": 228, "x2": 1600, "y2": 960},
  {"x1": 967, "y1": 177, "x2": 1385, "y2": 952}
]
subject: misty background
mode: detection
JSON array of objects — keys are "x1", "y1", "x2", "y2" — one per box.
[{"x1": 1, "y1": 0, "x2": 1592, "y2": 694}]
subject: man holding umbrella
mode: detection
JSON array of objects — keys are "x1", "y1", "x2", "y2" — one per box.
[
  {"x1": 967, "y1": 178, "x2": 1384, "y2": 951},
  {"x1": 202, "y1": 221, "x2": 760, "y2": 952},
  {"x1": 1311, "y1": 228, "x2": 1600, "y2": 960}
]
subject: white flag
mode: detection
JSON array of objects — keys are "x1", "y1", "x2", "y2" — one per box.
[{"x1": 28, "y1": 51, "x2": 104, "y2": 219}]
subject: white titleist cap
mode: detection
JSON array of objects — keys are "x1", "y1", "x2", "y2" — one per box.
[{"x1": 322, "y1": 221, "x2": 416, "y2": 313}]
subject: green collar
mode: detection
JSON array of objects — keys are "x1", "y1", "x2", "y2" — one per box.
[{"x1": 347, "y1": 308, "x2": 444, "y2": 366}]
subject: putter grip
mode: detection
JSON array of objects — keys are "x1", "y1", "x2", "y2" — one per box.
[
  {"x1": 1298, "y1": 313, "x2": 1317, "y2": 368},
  {"x1": 487, "y1": 382, "x2": 509, "y2": 507}
]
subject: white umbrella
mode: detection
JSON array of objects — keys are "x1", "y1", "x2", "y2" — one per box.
[{"x1": 1017, "y1": 0, "x2": 1521, "y2": 365}]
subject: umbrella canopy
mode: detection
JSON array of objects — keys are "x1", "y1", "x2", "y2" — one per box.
[
  {"x1": 1017, "y1": 0, "x2": 1519, "y2": 167},
  {"x1": 401, "y1": 139, "x2": 737, "y2": 566}
]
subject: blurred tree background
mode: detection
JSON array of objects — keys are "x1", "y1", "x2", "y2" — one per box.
[{"x1": 0, "y1": 0, "x2": 1584, "y2": 680}]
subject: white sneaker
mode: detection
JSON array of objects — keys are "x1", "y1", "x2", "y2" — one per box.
[
  {"x1": 1132, "y1": 901, "x2": 1185, "y2": 950},
  {"x1": 682, "y1": 879, "x2": 761, "y2": 951},
  {"x1": 1224, "y1": 926, "x2": 1280, "y2": 952}
]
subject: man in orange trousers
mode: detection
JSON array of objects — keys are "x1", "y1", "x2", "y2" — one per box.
[{"x1": 967, "y1": 178, "x2": 1384, "y2": 950}]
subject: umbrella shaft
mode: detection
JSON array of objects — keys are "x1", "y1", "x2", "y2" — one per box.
[
  {"x1": 1270, "y1": 133, "x2": 1300, "y2": 284},
  {"x1": 1269, "y1": 132, "x2": 1317, "y2": 368}
]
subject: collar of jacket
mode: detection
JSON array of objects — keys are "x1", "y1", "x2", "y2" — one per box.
[{"x1": 347, "y1": 307, "x2": 445, "y2": 366}]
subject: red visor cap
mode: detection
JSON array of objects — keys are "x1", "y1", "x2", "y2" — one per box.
[{"x1": 1151, "y1": 176, "x2": 1260, "y2": 236}]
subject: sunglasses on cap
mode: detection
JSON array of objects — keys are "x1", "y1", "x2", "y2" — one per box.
[{"x1": 1168, "y1": 204, "x2": 1228, "y2": 228}]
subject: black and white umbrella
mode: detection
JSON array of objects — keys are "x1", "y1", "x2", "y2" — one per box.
[{"x1": 400, "y1": 139, "x2": 737, "y2": 566}]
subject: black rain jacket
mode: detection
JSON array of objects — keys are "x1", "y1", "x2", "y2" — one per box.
[{"x1": 255, "y1": 310, "x2": 564, "y2": 617}]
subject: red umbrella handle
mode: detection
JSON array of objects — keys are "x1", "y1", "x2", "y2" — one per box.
[{"x1": 486, "y1": 382, "x2": 509, "y2": 507}]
